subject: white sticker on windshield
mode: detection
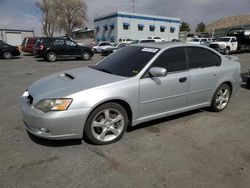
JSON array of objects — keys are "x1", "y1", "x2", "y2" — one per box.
[{"x1": 142, "y1": 48, "x2": 159, "y2": 53}]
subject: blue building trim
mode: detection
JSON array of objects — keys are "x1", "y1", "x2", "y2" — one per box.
[{"x1": 94, "y1": 13, "x2": 180, "y2": 24}]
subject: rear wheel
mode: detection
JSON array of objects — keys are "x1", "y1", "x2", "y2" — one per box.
[
  {"x1": 84, "y1": 103, "x2": 128, "y2": 145},
  {"x1": 46, "y1": 51, "x2": 57, "y2": 62},
  {"x1": 211, "y1": 84, "x2": 231, "y2": 112},
  {"x1": 81, "y1": 51, "x2": 91, "y2": 61},
  {"x1": 2, "y1": 51, "x2": 12, "y2": 59}
]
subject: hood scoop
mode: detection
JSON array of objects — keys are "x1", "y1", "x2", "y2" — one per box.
[{"x1": 58, "y1": 73, "x2": 75, "y2": 81}]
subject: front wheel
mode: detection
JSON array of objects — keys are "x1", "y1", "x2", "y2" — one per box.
[
  {"x1": 224, "y1": 47, "x2": 230, "y2": 55},
  {"x1": 211, "y1": 84, "x2": 231, "y2": 112},
  {"x1": 84, "y1": 103, "x2": 129, "y2": 145}
]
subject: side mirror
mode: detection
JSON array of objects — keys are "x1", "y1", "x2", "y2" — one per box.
[{"x1": 149, "y1": 67, "x2": 167, "y2": 77}]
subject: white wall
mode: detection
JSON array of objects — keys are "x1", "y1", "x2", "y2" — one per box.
[{"x1": 94, "y1": 12, "x2": 180, "y2": 43}]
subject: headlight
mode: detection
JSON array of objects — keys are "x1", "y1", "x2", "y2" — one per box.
[{"x1": 34, "y1": 99, "x2": 72, "y2": 113}]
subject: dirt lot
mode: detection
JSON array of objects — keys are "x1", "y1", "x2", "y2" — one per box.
[{"x1": 0, "y1": 52, "x2": 250, "y2": 188}]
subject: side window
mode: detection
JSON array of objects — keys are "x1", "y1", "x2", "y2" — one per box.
[
  {"x1": 65, "y1": 40, "x2": 77, "y2": 47},
  {"x1": 54, "y1": 39, "x2": 65, "y2": 46},
  {"x1": 201, "y1": 39, "x2": 207, "y2": 42},
  {"x1": 187, "y1": 47, "x2": 221, "y2": 69},
  {"x1": 151, "y1": 47, "x2": 187, "y2": 73}
]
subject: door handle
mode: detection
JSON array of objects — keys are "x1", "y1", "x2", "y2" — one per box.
[{"x1": 179, "y1": 77, "x2": 187, "y2": 83}]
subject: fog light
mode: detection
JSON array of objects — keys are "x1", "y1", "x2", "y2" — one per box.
[{"x1": 40, "y1": 128, "x2": 50, "y2": 134}]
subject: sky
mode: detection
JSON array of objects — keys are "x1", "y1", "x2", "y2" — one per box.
[{"x1": 0, "y1": 0, "x2": 249, "y2": 35}]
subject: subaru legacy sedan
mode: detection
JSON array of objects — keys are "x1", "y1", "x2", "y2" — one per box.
[{"x1": 19, "y1": 42, "x2": 241, "y2": 145}]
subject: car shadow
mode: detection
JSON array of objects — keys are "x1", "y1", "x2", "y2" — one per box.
[
  {"x1": 22, "y1": 53, "x2": 34, "y2": 56},
  {"x1": 127, "y1": 109, "x2": 203, "y2": 132},
  {"x1": 27, "y1": 131, "x2": 82, "y2": 147}
]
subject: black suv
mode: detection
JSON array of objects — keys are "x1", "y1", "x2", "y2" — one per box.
[
  {"x1": 34, "y1": 37, "x2": 94, "y2": 62},
  {"x1": 0, "y1": 40, "x2": 20, "y2": 59}
]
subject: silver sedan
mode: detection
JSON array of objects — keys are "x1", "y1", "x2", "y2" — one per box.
[{"x1": 19, "y1": 42, "x2": 241, "y2": 145}]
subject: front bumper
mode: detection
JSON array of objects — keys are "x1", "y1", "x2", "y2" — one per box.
[{"x1": 19, "y1": 96, "x2": 90, "y2": 140}]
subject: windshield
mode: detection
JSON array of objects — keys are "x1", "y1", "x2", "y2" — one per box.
[
  {"x1": 130, "y1": 40, "x2": 139, "y2": 44},
  {"x1": 92, "y1": 46, "x2": 160, "y2": 77},
  {"x1": 217, "y1": 38, "x2": 230, "y2": 42}
]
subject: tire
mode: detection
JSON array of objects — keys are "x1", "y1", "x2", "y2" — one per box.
[
  {"x1": 2, "y1": 51, "x2": 12, "y2": 59},
  {"x1": 46, "y1": 51, "x2": 57, "y2": 62},
  {"x1": 84, "y1": 103, "x2": 129, "y2": 145},
  {"x1": 224, "y1": 47, "x2": 230, "y2": 55},
  {"x1": 211, "y1": 84, "x2": 231, "y2": 112},
  {"x1": 81, "y1": 51, "x2": 91, "y2": 61}
]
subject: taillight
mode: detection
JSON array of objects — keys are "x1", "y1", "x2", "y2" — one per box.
[
  {"x1": 16, "y1": 46, "x2": 20, "y2": 51},
  {"x1": 39, "y1": 44, "x2": 44, "y2": 50}
]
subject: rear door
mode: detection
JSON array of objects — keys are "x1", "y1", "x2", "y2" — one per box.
[
  {"x1": 53, "y1": 39, "x2": 65, "y2": 55},
  {"x1": 186, "y1": 47, "x2": 222, "y2": 106},
  {"x1": 139, "y1": 47, "x2": 189, "y2": 118}
]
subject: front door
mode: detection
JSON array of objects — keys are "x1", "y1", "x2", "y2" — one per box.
[
  {"x1": 139, "y1": 47, "x2": 189, "y2": 118},
  {"x1": 65, "y1": 40, "x2": 82, "y2": 56}
]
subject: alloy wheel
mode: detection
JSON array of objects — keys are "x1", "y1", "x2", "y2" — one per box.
[
  {"x1": 91, "y1": 108, "x2": 124, "y2": 142},
  {"x1": 215, "y1": 87, "x2": 230, "y2": 110}
]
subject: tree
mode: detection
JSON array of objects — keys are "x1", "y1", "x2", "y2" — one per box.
[
  {"x1": 36, "y1": 0, "x2": 87, "y2": 36},
  {"x1": 55, "y1": 0, "x2": 87, "y2": 35},
  {"x1": 195, "y1": 22, "x2": 206, "y2": 33},
  {"x1": 36, "y1": 0, "x2": 59, "y2": 37},
  {"x1": 180, "y1": 22, "x2": 190, "y2": 32}
]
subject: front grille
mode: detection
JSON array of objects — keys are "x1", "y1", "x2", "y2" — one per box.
[
  {"x1": 209, "y1": 44, "x2": 219, "y2": 49},
  {"x1": 26, "y1": 94, "x2": 33, "y2": 105}
]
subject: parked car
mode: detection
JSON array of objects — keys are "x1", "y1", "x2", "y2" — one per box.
[
  {"x1": 118, "y1": 38, "x2": 133, "y2": 44},
  {"x1": 130, "y1": 39, "x2": 156, "y2": 44},
  {"x1": 188, "y1": 38, "x2": 213, "y2": 45},
  {"x1": 93, "y1": 42, "x2": 113, "y2": 53},
  {"x1": 0, "y1": 40, "x2": 20, "y2": 59},
  {"x1": 21, "y1": 37, "x2": 39, "y2": 54},
  {"x1": 148, "y1": 36, "x2": 165, "y2": 42},
  {"x1": 101, "y1": 43, "x2": 127, "y2": 56},
  {"x1": 19, "y1": 43, "x2": 241, "y2": 145},
  {"x1": 34, "y1": 37, "x2": 94, "y2": 62},
  {"x1": 209, "y1": 28, "x2": 250, "y2": 55}
]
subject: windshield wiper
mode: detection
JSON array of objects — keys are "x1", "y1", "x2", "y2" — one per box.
[{"x1": 89, "y1": 65, "x2": 112, "y2": 74}]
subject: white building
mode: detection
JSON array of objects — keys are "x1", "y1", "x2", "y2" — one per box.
[
  {"x1": 0, "y1": 28, "x2": 34, "y2": 46},
  {"x1": 94, "y1": 11, "x2": 180, "y2": 43}
]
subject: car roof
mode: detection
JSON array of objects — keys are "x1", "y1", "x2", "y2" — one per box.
[{"x1": 131, "y1": 41, "x2": 217, "y2": 51}]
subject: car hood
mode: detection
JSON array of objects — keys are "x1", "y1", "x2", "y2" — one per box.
[
  {"x1": 28, "y1": 67, "x2": 127, "y2": 103},
  {"x1": 211, "y1": 41, "x2": 229, "y2": 45}
]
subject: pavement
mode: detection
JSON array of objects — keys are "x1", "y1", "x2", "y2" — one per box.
[{"x1": 0, "y1": 52, "x2": 250, "y2": 188}]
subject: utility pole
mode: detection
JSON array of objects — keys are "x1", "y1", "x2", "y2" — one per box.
[{"x1": 130, "y1": 0, "x2": 137, "y2": 13}]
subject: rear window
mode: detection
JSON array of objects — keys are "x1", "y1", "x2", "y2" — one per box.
[{"x1": 27, "y1": 38, "x2": 37, "y2": 44}]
